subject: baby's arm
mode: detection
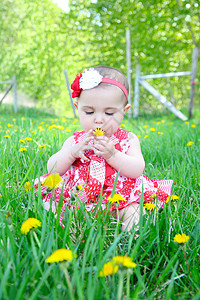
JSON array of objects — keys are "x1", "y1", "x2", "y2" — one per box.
[
  {"x1": 92, "y1": 132, "x2": 145, "y2": 179},
  {"x1": 47, "y1": 129, "x2": 94, "y2": 175}
]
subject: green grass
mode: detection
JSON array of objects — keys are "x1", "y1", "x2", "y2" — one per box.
[{"x1": 0, "y1": 104, "x2": 200, "y2": 299}]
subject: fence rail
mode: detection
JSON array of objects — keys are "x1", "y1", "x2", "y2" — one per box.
[
  {"x1": 134, "y1": 47, "x2": 198, "y2": 120},
  {"x1": 140, "y1": 71, "x2": 192, "y2": 80},
  {"x1": 0, "y1": 76, "x2": 17, "y2": 112}
]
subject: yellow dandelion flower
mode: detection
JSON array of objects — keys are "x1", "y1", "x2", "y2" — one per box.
[
  {"x1": 187, "y1": 141, "x2": 194, "y2": 146},
  {"x1": 45, "y1": 249, "x2": 73, "y2": 263},
  {"x1": 40, "y1": 121, "x2": 45, "y2": 125},
  {"x1": 5, "y1": 212, "x2": 12, "y2": 218},
  {"x1": 112, "y1": 256, "x2": 137, "y2": 269},
  {"x1": 19, "y1": 139, "x2": 25, "y2": 143},
  {"x1": 77, "y1": 184, "x2": 84, "y2": 190},
  {"x1": 150, "y1": 128, "x2": 155, "y2": 132},
  {"x1": 99, "y1": 261, "x2": 119, "y2": 277},
  {"x1": 0, "y1": 193, "x2": 2, "y2": 198},
  {"x1": 166, "y1": 194, "x2": 179, "y2": 203},
  {"x1": 143, "y1": 125, "x2": 149, "y2": 129},
  {"x1": 32, "y1": 130, "x2": 36, "y2": 134},
  {"x1": 42, "y1": 173, "x2": 64, "y2": 189},
  {"x1": 144, "y1": 135, "x2": 149, "y2": 139},
  {"x1": 19, "y1": 147, "x2": 27, "y2": 152},
  {"x1": 107, "y1": 194, "x2": 126, "y2": 204},
  {"x1": 93, "y1": 128, "x2": 105, "y2": 136},
  {"x1": 20, "y1": 218, "x2": 41, "y2": 235},
  {"x1": 185, "y1": 121, "x2": 189, "y2": 125},
  {"x1": 173, "y1": 233, "x2": 189, "y2": 244},
  {"x1": 24, "y1": 137, "x2": 33, "y2": 141},
  {"x1": 57, "y1": 125, "x2": 64, "y2": 130},
  {"x1": 120, "y1": 124, "x2": 125, "y2": 127},
  {"x1": 191, "y1": 124, "x2": 196, "y2": 128},
  {"x1": 48, "y1": 124, "x2": 57, "y2": 130},
  {"x1": 137, "y1": 134, "x2": 140, "y2": 138},
  {"x1": 24, "y1": 181, "x2": 31, "y2": 192},
  {"x1": 157, "y1": 121, "x2": 161, "y2": 125},
  {"x1": 161, "y1": 120, "x2": 165, "y2": 123},
  {"x1": 4, "y1": 135, "x2": 11, "y2": 138},
  {"x1": 21, "y1": 117, "x2": 25, "y2": 121},
  {"x1": 12, "y1": 118, "x2": 16, "y2": 121},
  {"x1": 66, "y1": 127, "x2": 71, "y2": 132},
  {"x1": 39, "y1": 145, "x2": 46, "y2": 149},
  {"x1": 7, "y1": 123, "x2": 13, "y2": 127},
  {"x1": 144, "y1": 202, "x2": 156, "y2": 211}
]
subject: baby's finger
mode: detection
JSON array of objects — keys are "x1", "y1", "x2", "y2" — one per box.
[
  {"x1": 80, "y1": 152, "x2": 89, "y2": 162},
  {"x1": 84, "y1": 135, "x2": 94, "y2": 144},
  {"x1": 85, "y1": 129, "x2": 94, "y2": 137},
  {"x1": 93, "y1": 149, "x2": 102, "y2": 156},
  {"x1": 95, "y1": 136, "x2": 109, "y2": 142},
  {"x1": 82, "y1": 145, "x2": 93, "y2": 151},
  {"x1": 94, "y1": 140, "x2": 108, "y2": 147},
  {"x1": 93, "y1": 143, "x2": 105, "y2": 152}
]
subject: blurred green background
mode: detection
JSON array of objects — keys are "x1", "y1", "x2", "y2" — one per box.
[{"x1": 0, "y1": 0, "x2": 199, "y2": 116}]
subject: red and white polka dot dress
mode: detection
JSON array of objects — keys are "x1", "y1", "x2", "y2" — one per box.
[{"x1": 34, "y1": 128, "x2": 174, "y2": 218}]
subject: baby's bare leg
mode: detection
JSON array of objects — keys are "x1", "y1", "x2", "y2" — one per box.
[{"x1": 119, "y1": 203, "x2": 144, "y2": 232}]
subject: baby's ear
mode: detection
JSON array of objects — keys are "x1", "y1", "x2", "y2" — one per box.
[
  {"x1": 73, "y1": 101, "x2": 78, "y2": 109},
  {"x1": 124, "y1": 104, "x2": 131, "y2": 113}
]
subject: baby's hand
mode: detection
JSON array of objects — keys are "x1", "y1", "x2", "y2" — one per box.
[
  {"x1": 92, "y1": 136, "x2": 116, "y2": 160},
  {"x1": 71, "y1": 129, "x2": 94, "y2": 161}
]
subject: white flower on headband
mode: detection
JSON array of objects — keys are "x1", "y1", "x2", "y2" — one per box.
[{"x1": 79, "y1": 68, "x2": 103, "y2": 90}]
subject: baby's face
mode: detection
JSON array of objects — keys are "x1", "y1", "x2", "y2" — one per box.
[{"x1": 74, "y1": 86, "x2": 130, "y2": 136}]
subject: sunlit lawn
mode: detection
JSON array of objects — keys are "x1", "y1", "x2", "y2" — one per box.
[{"x1": 0, "y1": 105, "x2": 199, "y2": 299}]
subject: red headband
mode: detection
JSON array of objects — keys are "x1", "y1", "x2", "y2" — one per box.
[{"x1": 71, "y1": 68, "x2": 128, "y2": 99}]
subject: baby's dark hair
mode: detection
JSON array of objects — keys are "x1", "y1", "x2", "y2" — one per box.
[{"x1": 94, "y1": 66, "x2": 129, "y2": 104}]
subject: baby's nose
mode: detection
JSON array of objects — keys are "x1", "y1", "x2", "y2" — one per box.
[{"x1": 94, "y1": 113, "x2": 104, "y2": 124}]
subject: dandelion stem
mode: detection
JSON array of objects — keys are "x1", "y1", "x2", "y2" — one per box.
[
  {"x1": 117, "y1": 208, "x2": 119, "y2": 233},
  {"x1": 32, "y1": 230, "x2": 41, "y2": 248},
  {"x1": 117, "y1": 272, "x2": 124, "y2": 300},
  {"x1": 126, "y1": 270, "x2": 130, "y2": 299},
  {"x1": 32, "y1": 231, "x2": 45, "y2": 258},
  {"x1": 60, "y1": 263, "x2": 75, "y2": 300},
  {"x1": 182, "y1": 246, "x2": 189, "y2": 273}
]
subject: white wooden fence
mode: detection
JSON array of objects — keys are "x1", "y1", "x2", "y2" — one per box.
[{"x1": 133, "y1": 47, "x2": 198, "y2": 121}]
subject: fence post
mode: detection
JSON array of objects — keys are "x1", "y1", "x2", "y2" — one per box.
[
  {"x1": 189, "y1": 47, "x2": 198, "y2": 119},
  {"x1": 12, "y1": 75, "x2": 17, "y2": 113},
  {"x1": 134, "y1": 64, "x2": 140, "y2": 117},
  {"x1": 64, "y1": 69, "x2": 77, "y2": 119},
  {"x1": 126, "y1": 28, "x2": 132, "y2": 118}
]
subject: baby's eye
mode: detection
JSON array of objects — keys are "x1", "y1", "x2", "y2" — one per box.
[
  {"x1": 105, "y1": 112, "x2": 114, "y2": 116},
  {"x1": 85, "y1": 111, "x2": 94, "y2": 115}
]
